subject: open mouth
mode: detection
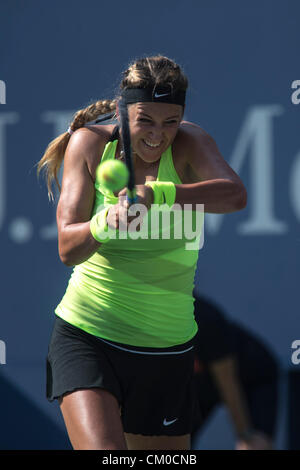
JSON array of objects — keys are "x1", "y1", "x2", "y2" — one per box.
[{"x1": 142, "y1": 139, "x2": 161, "y2": 149}]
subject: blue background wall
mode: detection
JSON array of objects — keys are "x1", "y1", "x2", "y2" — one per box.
[{"x1": 0, "y1": 0, "x2": 299, "y2": 449}]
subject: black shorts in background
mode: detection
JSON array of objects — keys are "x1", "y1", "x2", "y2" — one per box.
[{"x1": 46, "y1": 316, "x2": 199, "y2": 436}]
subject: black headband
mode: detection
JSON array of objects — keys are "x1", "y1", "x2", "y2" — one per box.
[{"x1": 120, "y1": 87, "x2": 186, "y2": 107}]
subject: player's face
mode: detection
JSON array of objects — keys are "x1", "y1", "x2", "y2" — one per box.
[{"x1": 127, "y1": 102, "x2": 183, "y2": 164}]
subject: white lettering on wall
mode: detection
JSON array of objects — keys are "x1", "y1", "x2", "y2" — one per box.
[
  {"x1": 206, "y1": 105, "x2": 288, "y2": 235},
  {"x1": 290, "y1": 150, "x2": 300, "y2": 221},
  {"x1": 0, "y1": 80, "x2": 6, "y2": 104},
  {"x1": 39, "y1": 111, "x2": 73, "y2": 239},
  {"x1": 0, "y1": 113, "x2": 20, "y2": 231},
  {"x1": 0, "y1": 340, "x2": 6, "y2": 364}
]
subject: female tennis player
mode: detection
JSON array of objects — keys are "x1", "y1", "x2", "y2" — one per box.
[{"x1": 38, "y1": 55, "x2": 247, "y2": 450}]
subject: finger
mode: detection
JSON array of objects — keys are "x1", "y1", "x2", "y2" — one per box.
[
  {"x1": 119, "y1": 194, "x2": 129, "y2": 210},
  {"x1": 118, "y1": 202, "x2": 129, "y2": 231},
  {"x1": 107, "y1": 206, "x2": 119, "y2": 230},
  {"x1": 118, "y1": 188, "x2": 127, "y2": 198}
]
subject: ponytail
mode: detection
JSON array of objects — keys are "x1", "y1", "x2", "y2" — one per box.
[{"x1": 37, "y1": 99, "x2": 116, "y2": 201}]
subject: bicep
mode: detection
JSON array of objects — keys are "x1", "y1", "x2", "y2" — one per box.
[
  {"x1": 56, "y1": 133, "x2": 97, "y2": 231},
  {"x1": 182, "y1": 123, "x2": 242, "y2": 183}
]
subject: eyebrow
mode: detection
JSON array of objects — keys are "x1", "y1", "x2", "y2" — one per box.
[{"x1": 138, "y1": 112, "x2": 180, "y2": 120}]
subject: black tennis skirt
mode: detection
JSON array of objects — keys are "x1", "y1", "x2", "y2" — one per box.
[{"x1": 46, "y1": 315, "x2": 200, "y2": 436}]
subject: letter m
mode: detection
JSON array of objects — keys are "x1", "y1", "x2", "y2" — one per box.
[{"x1": 206, "y1": 105, "x2": 288, "y2": 235}]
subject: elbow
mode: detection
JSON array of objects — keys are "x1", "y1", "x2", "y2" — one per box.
[
  {"x1": 233, "y1": 183, "x2": 247, "y2": 211},
  {"x1": 238, "y1": 185, "x2": 247, "y2": 210},
  {"x1": 58, "y1": 234, "x2": 78, "y2": 266},
  {"x1": 59, "y1": 245, "x2": 90, "y2": 267},
  {"x1": 58, "y1": 243, "x2": 75, "y2": 266},
  {"x1": 59, "y1": 252, "x2": 75, "y2": 267}
]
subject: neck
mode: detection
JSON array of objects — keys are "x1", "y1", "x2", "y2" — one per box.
[
  {"x1": 132, "y1": 152, "x2": 160, "y2": 170},
  {"x1": 119, "y1": 149, "x2": 160, "y2": 170}
]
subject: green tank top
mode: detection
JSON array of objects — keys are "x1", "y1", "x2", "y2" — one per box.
[{"x1": 55, "y1": 139, "x2": 203, "y2": 347}]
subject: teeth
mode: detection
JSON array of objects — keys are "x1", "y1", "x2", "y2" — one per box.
[{"x1": 144, "y1": 140, "x2": 160, "y2": 148}]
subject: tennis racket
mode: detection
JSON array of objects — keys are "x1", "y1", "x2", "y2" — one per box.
[{"x1": 118, "y1": 99, "x2": 137, "y2": 205}]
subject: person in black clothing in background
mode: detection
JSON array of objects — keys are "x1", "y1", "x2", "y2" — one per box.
[{"x1": 191, "y1": 292, "x2": 279, "y2": 450}]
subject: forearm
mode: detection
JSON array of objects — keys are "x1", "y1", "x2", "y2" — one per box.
[
  {"x1": 58, "y1": 221, "x2": 101, "y2": 266},
  {"x1": 210, "y1": 358, "x2": 252, "y2": 436},
  {"x1": 217, "y1": 374, "x2": 252, "y2": 435},
  {"x1": 175, "y1": 179, "x2": 247, "y2": 213}
]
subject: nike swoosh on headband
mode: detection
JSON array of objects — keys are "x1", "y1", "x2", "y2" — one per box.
[
  {"x1": 163, "y1": 418, "x2": 178, "y2": 426},
  {"x1": 154, "y1": 92, "x2": 170, "y2": 98}
]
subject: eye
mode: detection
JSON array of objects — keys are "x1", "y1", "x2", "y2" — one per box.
[
  {"x1": 138, "y1": 118, "x2": 152, "y2": 123},
  {"x1": 165, "y1": 120, "x2": 178, "y2": 124}
]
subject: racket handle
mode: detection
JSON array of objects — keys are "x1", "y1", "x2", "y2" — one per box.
[{"x1": 126, "y1": 188, "x2": 137, "y2": 205}]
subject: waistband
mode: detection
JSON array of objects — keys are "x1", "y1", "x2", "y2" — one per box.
[
  {"x1": 55, "y1": 315, "x2": 195, "y2": 356},
  {"x1": 96, "y1": 335, "x2": 195, "y2": 355}
]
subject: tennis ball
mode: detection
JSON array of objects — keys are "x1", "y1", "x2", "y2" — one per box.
[{"x1": 96, "y1": 159, "x2": 129, "y2": 192}]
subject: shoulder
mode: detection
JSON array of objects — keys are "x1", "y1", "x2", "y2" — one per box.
[
  {"x1": 66, "y1": 124, "x2": 116, "y2": 181},
  {"x1": 172, "y1": 121, "x2": 217, "y2": 183},
  {"x1": 176, "y1": 121, "x2": 216, "y2": 151}
]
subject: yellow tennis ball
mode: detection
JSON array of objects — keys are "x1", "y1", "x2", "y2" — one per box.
[{"x1": 96, "y1": 159, "x2": 129, "y2": 192}]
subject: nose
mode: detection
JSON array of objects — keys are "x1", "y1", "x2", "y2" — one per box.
[{"x1": 148, "y1": 124, "x2": 163, "y2": 142}]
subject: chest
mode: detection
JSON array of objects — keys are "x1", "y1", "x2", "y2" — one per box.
[
  {"x1": 133, "y1": 145, "x2": 190, "y2": 185},
  {"x1": 89, "y1": 132, "x2": 192, "y2": 185}
]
